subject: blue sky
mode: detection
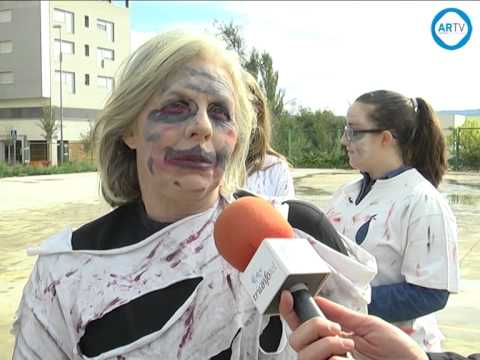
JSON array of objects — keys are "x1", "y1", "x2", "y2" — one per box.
[
  {"x1": 123, "y1": 1, "x2": 480, "y2": 116},
  {"x1": 126, "y1": 1, "x2": 233, "y2": 33}
]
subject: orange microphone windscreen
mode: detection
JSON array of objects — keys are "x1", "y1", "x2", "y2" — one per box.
[{"x1": 214, "y1": 197, "x2": 295, "y2": 272}]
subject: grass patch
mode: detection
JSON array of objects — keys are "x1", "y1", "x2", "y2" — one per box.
[{"x1": 0, "y1": 160, "x2": 96, "y2": 178}]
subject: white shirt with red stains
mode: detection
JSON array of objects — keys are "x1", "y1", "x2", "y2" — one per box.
[
  {"x1": 12, "y1": 198, "x2": 376, "y2": 359},
  {"x1": 326, "y1": 168, "x2": 459, "y2": 352},
  {"x1": 246, "y1": 155, "x2": 295, "y2": 198}
]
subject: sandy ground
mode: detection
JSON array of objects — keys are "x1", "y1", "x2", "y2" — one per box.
[{"x1": 1, "y1": 170, "x2": 479, "y2": 358}]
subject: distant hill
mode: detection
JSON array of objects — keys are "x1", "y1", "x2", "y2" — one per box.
[{"x1": 438, "y1": 109, "x2": 480, "y2": 116}]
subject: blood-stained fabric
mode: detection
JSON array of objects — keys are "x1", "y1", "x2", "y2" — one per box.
[
  {"x1": 12, "y1": 198, "x2": 376, "y2": 360},
  {"x1": 326, "y1": 168, "x2": 459, "y2": 351},
  {"x1": 246, "y1": 154, "x2": 295, "y2": 199}
]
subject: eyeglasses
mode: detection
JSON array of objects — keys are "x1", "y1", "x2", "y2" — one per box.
[{"x1": 343, "y1": 125, "x2": 387, "y2": 142}]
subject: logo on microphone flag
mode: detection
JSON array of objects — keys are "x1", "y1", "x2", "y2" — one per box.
[
  {"x1": 241, "y1": 238, "x2": 331, "y2": 315},
  {"x1": 251, "y1": 262, "x2": 278, "y2": 301}
]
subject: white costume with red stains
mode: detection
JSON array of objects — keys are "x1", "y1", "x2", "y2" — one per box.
[
  {"x1": 326, "y1": 168, "x2": 459, "y2": 351},
  {"x1": 12, "y1": 198, "x2": 375, "y2": 359},
  {"x1": 246, "y1": 155, "x2": 294, "y2": 198}
]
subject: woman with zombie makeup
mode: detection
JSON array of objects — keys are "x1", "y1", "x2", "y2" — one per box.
[
  {"x1": 243, "y1": 71, "x2": 295, "y2": 199},
  {"x1": 12, "y1": 31, "x2": 375, "y2": 360},
  {"x1": 325, "y1": 90, "x2": 459, "y2": 352}
]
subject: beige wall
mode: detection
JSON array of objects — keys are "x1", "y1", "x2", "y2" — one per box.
[
  {"x1": 49, "y1": 0, "x2": 130, "y2": 110},
  {"x1": 0, "y1": 0, "x2": 130, "y2": 111},
  {"x1": 438, "y1": 113, "x2": 466, "y2": 140},
  {"x1": 438, "y1": 113, "x2": 466, "y2": 129},
  {"x1": 0, "y1": 118, "x2": 91, "y2": 141},
  {"x1": 0, "y1": 97, "x2": 49, "y2": 108},
  {"x1": 69, "y1": 141, "x2": 94, "y2": 162},
  {"x1": 0, "y1": 0, "x2": 129, "y2": 161}
]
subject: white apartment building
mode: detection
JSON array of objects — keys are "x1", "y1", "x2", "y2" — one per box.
[{"x1": 0, "y1": 0, "x2": 130, "y2": 165}]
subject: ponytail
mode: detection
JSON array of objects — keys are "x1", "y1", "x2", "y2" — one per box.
[
  {"x1": 404, "y1": 97, "x2": 447, "y2": 188},
  {"x1": 356, "y1": 90, "x2": 447, "y2": 188}
]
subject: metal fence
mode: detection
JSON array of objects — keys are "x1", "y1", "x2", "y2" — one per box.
[
  {"x1": 279, "y1": 127, "x2": 480, "y2": 170},
  {"x1": 446, "y1": 127, "x2": 480, "y2": 170}
]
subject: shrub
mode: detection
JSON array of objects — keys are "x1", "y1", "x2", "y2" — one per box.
[{"x1": 0, "y1": 160, "x2": 96, "y2": 178}]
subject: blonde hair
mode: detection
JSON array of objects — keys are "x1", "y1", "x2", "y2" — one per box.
[
  {"x1": 243, "y1": 71, "x2": 287, "y2": 175},
  {"x1": 94, "y1": 30, "x2": 255, "y2": 207}
]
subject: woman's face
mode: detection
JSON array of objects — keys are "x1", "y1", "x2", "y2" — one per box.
[
  {"x1": 124, "y1": 56, "x2": 238, "y2": 206},
  {"x1": 342, "y1": 101, "x2": 384, "y2": 173}
]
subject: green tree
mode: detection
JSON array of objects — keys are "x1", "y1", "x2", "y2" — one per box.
[
  {"x1": 37, "y1": 106, "x2": 59, "y2": 163},
  {"x1": 214, "y1": 20, "x2": 260, "y2": 78},
  {"x1": 80, "y1": 119, "x2": 95, "y2": 162},
  {"x1": 214, "y1": 20, "x2": 285, "y2": 118},
  {"x1": 244, "y1": 48, "x2": 260, "y2": 80},
  {"x1": 274, "y1": 108, "x2": 347, "y2": 168},
  {"x1": 448, "y1": 119, "x2": 480, "y2": 169},
  {"x1": 259, "y1": 52, "x2": 285, "y2": 118},
  {"x1": 270, "y1": 112, "x2": 295, "y2": 160},
  {"x1": 214, "y1": 20, "x2": 246, "y2": 61},
  {"x1": 214, "y1": 20, "x2": 350, "y2": 169}
]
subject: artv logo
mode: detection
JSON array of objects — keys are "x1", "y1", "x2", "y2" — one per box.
[{"x1": 431, "y1": 8, "x2": 472, "y2": 50}]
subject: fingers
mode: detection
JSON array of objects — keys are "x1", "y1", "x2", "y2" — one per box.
[
  {"x1": 289, "y1": 316, "x2": 343, "y2": 352},
  {"x1": 279, "y1": 290, "x2": 301, "y2": 330},
  {"x1": 296, "y1": 335, "x2": 354, "y2": 360},
  {"x1": 279, "y1": 293, "x2": 356, "y2": 360},
  {"x1": 314, "y1": 296, "x2": 368, "y2": 332}
]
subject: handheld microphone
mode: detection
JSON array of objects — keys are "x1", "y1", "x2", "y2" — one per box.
[{"x1": 214, "y1": 197, "x2": 331, "y2": 322}]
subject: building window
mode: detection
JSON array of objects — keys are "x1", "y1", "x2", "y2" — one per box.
[
  {"x1": 55, "y1": 70, "x2": 75, "y2": 94},
  {"x1": 97, "y1": 76, "x2": 114, "y2": 92},
  {"x1": 85, "y1": 74, "x2": 90, "y2": 85},
  {"x1": 84, "y1": 44, "x2": 89, "y2": 56},
  {"x1": 54, "y1": 8, "x2": 74, "y2": 33},
  {"x1": 0, "y1": 9, "x2": 12, "y2": 23},
  {"x1": 54, "y1": 39, "x2": 74, "y2": 60},
  {"x1": 0, "y1": 71, "x2": 14, "y2": 84},
  {"x1": 97, "y1": 19, "x2": 114, "y2": 42},
  {"x1": 84, "y1": 15, "x2": 89, "y2": 28},
  {"x1": 97, "y1": 47, "x2": 114, "y2": 67},
  {"x1": 0, "y1": 41, "x2": 13, "y2": 54}
]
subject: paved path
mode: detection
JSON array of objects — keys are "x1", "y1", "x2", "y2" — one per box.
[
  {"x1": 0, "y1": 172, "x2": 104, "y2": 212},
  {"x1": 1, "y1": 170, "x2": 479, "y2": 357}
]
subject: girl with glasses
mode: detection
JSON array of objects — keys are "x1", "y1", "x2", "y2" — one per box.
[{"x1": 326, "y1": 90, "x2": 459, "y2": 352}]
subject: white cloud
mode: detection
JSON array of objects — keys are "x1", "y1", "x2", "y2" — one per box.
[
  {"x1": 131, "y1": 1, "x2": 480, "y2": 114},
  {"x1": 130, "y1": 31, "x2": 157, "y2": 51},
  {"x1": 130, "y1": 22, "x2": 218, "y2": 52},
  {"x1": 222, "y1": 1, "x2": 480, "y2": 114}
]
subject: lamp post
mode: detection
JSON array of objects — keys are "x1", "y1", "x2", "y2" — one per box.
[{"x1": 53, "y1": 24, "x2": 64, "y2": 164}]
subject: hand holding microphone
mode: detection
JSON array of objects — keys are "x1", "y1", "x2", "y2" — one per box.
[
  {"x1": 279, "y1": 291, "x2": 355, "y2": 359},
  {"x1": 214, "y1": 197, "x2": 355, "y2": 358},
  {"x1": 279, "y1": 293, "x2": 430, "y2": 360},
  {"x1": 213, "y1": 196, "x2": 330, "y2": 322}
]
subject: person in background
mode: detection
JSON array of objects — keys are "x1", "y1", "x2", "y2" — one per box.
[
  {"x1": 325, "y1": 90, "x2": 459, "y2": 351},
  {"x1": 243, "y1": 71, "x2": 295, "y2": 198},
  {"x1": 279, "y1": 291, "x2": 479, "y2": 360}
]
